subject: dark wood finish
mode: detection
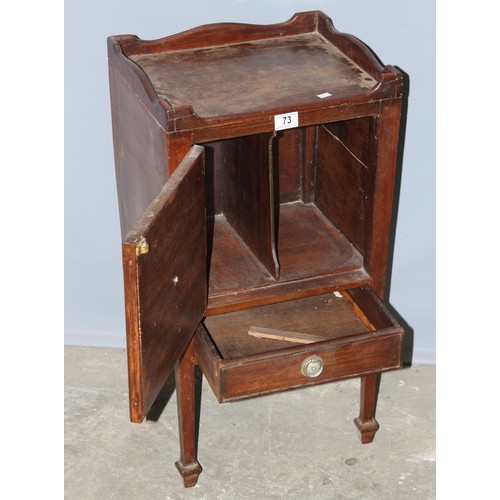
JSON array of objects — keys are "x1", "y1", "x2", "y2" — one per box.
[
  {"x1": 315, "y1": 119, "x2": 376, "y2": 255},
  {"x1": 122, "y1": 147, "x2": 206, "y2": 422},
  {"x1": 110, "y1": 11, "x2": 403, "y2": 140},
  {"x1": 205, "y1": 135, "x2": 366, "y2": 302},
  {"x1": 194, "y1": 324, "x2": 222, "y2": 398},
  {"x1": 175, "y1": 338, "x2": 202, "y2": 487},
  {"x1": 276, "y1": 201, "x2": 363, "y2": 281},
  {"x1": 365, "y1": 99, "x2": 403, "y2": 298},
  {"x1": 206, "y1": 266, "x2": 370, "y2": 315},
  {"x1": 109, "y1": 11, "x2": 406, "y2": 487},
  {"x1": 205, "y1": 293, "x2": 369, "y2": 358},
  {"x1": 346, "y1": 286, "x2": 401, "y2": 330},
  {"x1": 128, "y1": 32, "x2": 379, "y2": 120},
  {"x1": 248, "y1": 326, "x2": 326, "y2": 344},
  {"x1": 201, "y1": 289, "x2": 402, "y2": 402},
  {"x1": 340, "y1": 291, "x2": 375, "y2": 330},
  {"x1": 109, "y1": 58, "x2": 169, "y2": 238},
  {"x1": 203, "y1": 139, "x2": 238, "y2": 217},
  {"x1": 302, "y1": 125, "x2": 318, "y2": 203},
  {"x1": 275, "y1": 129, "x2": 303, "y2": 203},
  {"x1": 207, "y1": 214, "x2": 275, "y2": 295},
  {"x1": 121, "y1": 12, "x2": 318, "y2": 56},
  {"x1": 107, "y1": 35, "x2": 170, "y2": 121},
  {"x1": 166, "y1": 132, "x2": 193, "y2": 175},
  {"x1": 315, "y1": 13, "x2": 387, "y2": 79},
  {"x1": 354, "y1": 101, "x2": 402, "y2": 439},
  {"x1": 218, "y1": 331, "x2": 401, "y2": 402},
  {"x1": 220, "y1": 133, "x2": 279, "y2": 279},
  {"x1": 191, "y1": 100, "x2": 387, "y2": 144},
  {"x1": 354, "y1": 373, "x2": 381, "y2": 443},
  {"x1": 323, "y1": 116, "x2": 374, "y2": 167}
]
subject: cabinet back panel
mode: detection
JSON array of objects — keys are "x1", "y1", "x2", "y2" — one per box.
[
  {"x1": 274, "y1": 126, "x2": 319, "y2": 205},
  {"x1": 275, "y1": 129, "x2": 303, "y2": 203},
  {"x1": 203, "y1": 140, "x2": 236, "y2": 217}
]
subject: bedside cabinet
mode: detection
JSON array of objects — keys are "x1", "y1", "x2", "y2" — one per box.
[{"x1": 108, "y1": 10, "x2": 406, "y2": 487}]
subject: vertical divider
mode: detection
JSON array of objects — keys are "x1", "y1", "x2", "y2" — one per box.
[
  {"x1": 268, "y1": 132, "x2": 281, "y2": 280},
  {"x1": 302, "y1": 125, "x2": 318, "y2": 204},
  {"x1": 221, "y1": 132, "x2": 280, "y2": 280}
]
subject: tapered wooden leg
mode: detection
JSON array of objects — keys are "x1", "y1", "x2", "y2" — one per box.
[
  {"x1": 354, "y1": 373, "x2": 380, "y2": 444},
  {"x1": 174, "y1": 338, "x2": 202, "y2": 487}
]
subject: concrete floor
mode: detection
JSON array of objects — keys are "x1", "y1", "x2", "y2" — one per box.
[{"x1": 65, "y1": 346, "x2": 435, "y2": 499}]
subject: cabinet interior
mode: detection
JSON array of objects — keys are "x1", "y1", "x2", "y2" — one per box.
[{"x1": 202, "y1": 115, "x2": 378, "y2": 303}]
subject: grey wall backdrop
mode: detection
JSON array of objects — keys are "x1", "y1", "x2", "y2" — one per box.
[{"x1": 65, "y1": 0, "x2": 435, "y2": 363}]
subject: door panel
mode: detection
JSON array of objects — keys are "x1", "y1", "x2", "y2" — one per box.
[{"x1": 122, "y1": 145, "x2": 206, "y2": 422}]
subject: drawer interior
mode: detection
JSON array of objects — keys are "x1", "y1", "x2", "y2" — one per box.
[
  {"x1": 198, "y1": 287, "x2": 403, "y2": 401},
  {"x1": 203, "y1": 292, "x2": 370, "y2": 358}
]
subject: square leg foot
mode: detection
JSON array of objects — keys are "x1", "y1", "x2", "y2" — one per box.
[
  {"x1": 175, "y1": 460, "x2": 202, "y2": 488},
  {"x1": 354, "y1": 417, "x2": 379, "y2": 444}
]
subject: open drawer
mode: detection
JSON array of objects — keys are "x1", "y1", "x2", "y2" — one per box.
[{"x1": 196, "y1": 286, "x2": 403, "y2": 402}]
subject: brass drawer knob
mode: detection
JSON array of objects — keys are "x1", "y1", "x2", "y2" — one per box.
[{"x1": 301, "y1": 355, "x2": 324, "y2": 378}]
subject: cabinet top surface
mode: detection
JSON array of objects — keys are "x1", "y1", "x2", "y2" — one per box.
[{"x1": 128, "y1": 32, "x2": 378, "y2": 119}]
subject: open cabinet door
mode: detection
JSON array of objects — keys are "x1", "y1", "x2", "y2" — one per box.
[{"x1": 122, "y1": 146, "x2": 206, "y2": 423}]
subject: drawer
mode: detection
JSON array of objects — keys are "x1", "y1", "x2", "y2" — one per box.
[{"x1": 195, "y1": 286, "x2": 404, "y2": 402}]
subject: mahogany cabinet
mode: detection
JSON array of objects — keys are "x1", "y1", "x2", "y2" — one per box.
[{"x1": 108, "y1": 11, "x2": 406, "y2": 487}]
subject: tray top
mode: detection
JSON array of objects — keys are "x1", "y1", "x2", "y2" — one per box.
[{"x1": 129, "y1": 33, "x2": 379, "y2": 119}]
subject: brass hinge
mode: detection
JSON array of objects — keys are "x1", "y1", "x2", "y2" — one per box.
[{"x1": 135, "y1": 237, "x2": 149, "y2": 257}]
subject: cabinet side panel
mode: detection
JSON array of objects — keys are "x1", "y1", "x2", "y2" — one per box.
[
  {"x1": 365, "y1": 100, "x2": 402, "y2": 297},
  {"x1": 315, "y1": 118, "x2": 376, "y2": 255},
  {"x1": 323, "y1": 117, "x2": 375, "y2": 168},
  {"x1": 109, "y1": 60, "x2": 168, "y2": 237}
]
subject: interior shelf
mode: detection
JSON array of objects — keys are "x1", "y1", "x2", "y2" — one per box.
[
  {"x1": 208, "y1": 214, "x2": 275, "y2": 295},
  {"x1": 276, "y1": 201, "x2": 363, "y2": 281},
  {"x1": 208, "y1": 201, "x2": 363, "y2": 297}
]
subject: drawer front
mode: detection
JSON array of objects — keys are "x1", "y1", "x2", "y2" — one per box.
[{"x1": 218, "y1": 328, "x2": 403, "y2": 401}]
